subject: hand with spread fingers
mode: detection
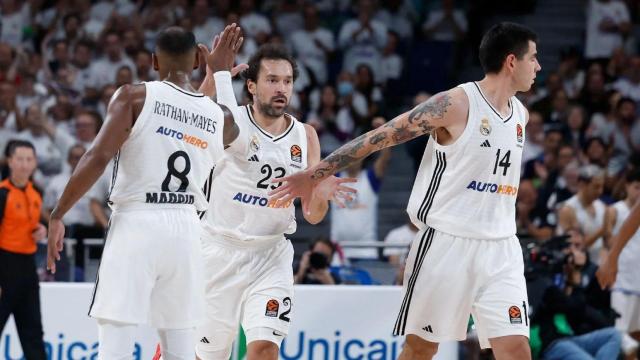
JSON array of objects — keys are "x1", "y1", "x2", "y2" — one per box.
[
  {"x1": 310, "y1": 176, "x2": 358, "y2": 209},
  {"x1": 198, "y1": 23, "x2": 247, "y2": 75}
]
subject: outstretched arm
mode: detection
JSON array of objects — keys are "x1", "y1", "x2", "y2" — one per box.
[
  {"x1": 47, "y1": 84, "x2": 143, "y2": 273},
  {"x1": 270, "y1": 88, "x2": 466, "y2": 208},
  {"x1": 597, "y1": 200, "x2": 640, "y2": 288}
]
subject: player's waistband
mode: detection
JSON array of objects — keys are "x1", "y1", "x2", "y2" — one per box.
[
  {"x1": 201, "y1": 227, "x2": 286, "y2": 250},
  {"x1": 110, "y1": 202, "x2": 199, "y2": 213},
  {"x1": 416, "y1": 224, "x2": 517, "y2": 242}
]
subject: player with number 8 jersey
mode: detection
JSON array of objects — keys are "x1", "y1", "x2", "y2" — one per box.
[{"x1": 46, "y1": 27, "x2": 245, "y2": 359}]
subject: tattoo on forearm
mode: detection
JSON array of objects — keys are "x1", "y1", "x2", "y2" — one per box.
[
  {"x1": 369, "y1": 132, "x2": 388, "y2": 147},
  {"x1": 408, "y1": 93, "x2": 452, "y2": 134}
]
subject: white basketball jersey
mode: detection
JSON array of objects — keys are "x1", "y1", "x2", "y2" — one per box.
[
  {"x1": 612, "y1": 200, "x2": 640, "y2": 291},
  {"x1": 202, "y1": 105, "x2": 308, "y2": 241},
  {"x1": 407, "y1": 82, "x2": 527, "y2": 239},
  {"x1": 107, "y1": 81, "x2": 225, "y2": 212}
]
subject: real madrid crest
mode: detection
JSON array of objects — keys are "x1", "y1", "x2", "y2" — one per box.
[
  {"x1": 479, "y1": 118, "x2": 491, "y2": 136},
  {"x1": 249, "y1": 134, "x2": 260, "y2": 152}
]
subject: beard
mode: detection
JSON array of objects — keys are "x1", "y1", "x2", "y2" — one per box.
[{"x1": 257, "y1": 97, "x2": 288, "y2": 118}]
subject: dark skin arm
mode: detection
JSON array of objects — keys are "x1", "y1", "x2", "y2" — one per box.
[{"x1": 47, "y1": 83, "x2": 144, "y2": 273}]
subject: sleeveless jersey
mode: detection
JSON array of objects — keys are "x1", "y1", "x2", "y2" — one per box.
[
  {"x1": 612, "y1": 200, "x2": 640, "y2": 291},
  {"x1": 407, "y1": 82, "x2": 527, "y2": 239},
  {"x1": 562, "y1": 194, "x2": 606, "y2": 261},
  {"x1": 107, "y1": 81, "x2": 225, "y2": 212},
  {"x1": 202, "y1": 105, "x2": 308, "y2": 241}
]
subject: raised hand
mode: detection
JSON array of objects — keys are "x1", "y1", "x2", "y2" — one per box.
[{"x1": 198, "y1": 23, "x2": 245, "y2": 75}]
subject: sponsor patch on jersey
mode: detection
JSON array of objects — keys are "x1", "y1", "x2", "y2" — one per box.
[
  {"x1": 516, "y1": 123, "x2": 523, "y2": 144},
  {"x1": 290, "y1": 145, "x2": 302, "y2": 162},
  {"x1": 479, "y1": 118, "x2": 491, "y2": 136},
  {"x1": 265, "y1": 299, "x2": 279, "y2": 317},
  {"x1": 466, "y1": 180, "x2": 518, "y2": 196},
  {"x1": 156, "y1": 126, "x2": 208, "y2": 149},
  {"x1": 509, "y1": 305, "x2": 522, "y2": 324},
  {"x1": 250, "y1": 134, "x2": 260, "y2": 152},
  {"x1": 232, "y1": 192, "x2": 293, "y2": 208}
]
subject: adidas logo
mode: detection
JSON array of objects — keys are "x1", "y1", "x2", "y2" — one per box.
[
  {"x1": 200, "y1": 337, "x2": 210, "y2": 344},
  {"x1": 248, "y1": 154, "x2": 259, "y2": 162},
  {"x1": 422, "y1": 325, "x2": 433, "y2": 333},
  {"x1": 480, "y1": 140, "x2": 491, "y2": 148}
]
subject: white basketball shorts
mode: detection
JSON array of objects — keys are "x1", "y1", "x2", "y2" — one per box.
[
  {"x1": 393, "y1": 227, "x2": 530, "y2": 349},
  {"x1": 88, "y1": 207, "x2": 205, "y2": 329},
  {"x1": 195, "y1": 234, "x2": 294, "y2": 358}
]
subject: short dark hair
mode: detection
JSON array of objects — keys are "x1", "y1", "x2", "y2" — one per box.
[
  {"x1": 6, "y1": 140, "x2": 36, "y2": 157},
  {"x1": 242, "y1": 44, "x2": 299, "y2": 83},
  {"x1": 479, "y1": 22, "x2": 538, "y2": 74},
  {"x1": 310, "y1": 237, "x2": 335, "y2": 255},
  {"x1": 155, "y1": 27, "x2": 196, "y2": 56},
  {"x1": 616, "y1": 96, "x2": 636, "y2": 111},
  {"x1": 626, "y1": 168, "x2": 640, "y2": 183}
]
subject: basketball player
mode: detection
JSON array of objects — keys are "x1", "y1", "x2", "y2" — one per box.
[
  {"x1": 192, "y1": 40, "x2": 355, "y2": 359},
  {"x1": 271, "y1": 22, "x2": 540, "y2": 360},
  {"x1": 46, "y1": 26, "x2": 245, "y2": 359},
  {"x1": 597, "y1": 174, "x2": 640, "y2": 290}
]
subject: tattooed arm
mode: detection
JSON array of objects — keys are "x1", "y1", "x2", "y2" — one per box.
[
  {"x1": 310, "y1": 88, "x2": 467, "y2": 181},
  {"x1": 269, "y1": 88, "x2": 468, "y2": 208}
]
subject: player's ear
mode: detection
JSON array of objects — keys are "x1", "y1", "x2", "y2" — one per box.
[
  {"x1": 247, "y1": 79, "x2": 256, "y2": 95},
  {"x1": 505, "y1": 54, "x2": 516, "y2": 72},
  {"x1": 151, "y1": 53, "x2": 159, "y2": 71}
]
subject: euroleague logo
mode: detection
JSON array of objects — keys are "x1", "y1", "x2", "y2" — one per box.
[
  {"x1": 516, "y1": 123, "x2": 523, "y2": 144},
  {"x1": 508, "y1": 305, "x2": 522, "y2": 324},
  {"x1": 290, "y1": 145, "x2": 302, "y2": 163},
  {"x1": 265, "y1": 299, "x2": 279, "y2": 317}
]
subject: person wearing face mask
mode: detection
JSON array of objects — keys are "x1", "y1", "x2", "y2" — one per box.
[{"x1": 294, "y1": 237, "x2": 341, "y2": 285}]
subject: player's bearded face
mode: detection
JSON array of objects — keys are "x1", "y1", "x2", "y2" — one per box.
[
  {"x1": 256, "y1": 93, "x2": 289, "y2": 118},
  {"x1": 253, "y1": 60, "x2": 294, "y2": 118}
]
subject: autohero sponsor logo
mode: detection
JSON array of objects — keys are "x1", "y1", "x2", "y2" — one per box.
[
  {"x1": 152, "y1": 101, "x2": 217, "y2": 134},
  {"x1": 156, "y1": 126, "x2": 208, "y2": 149},
  {"x1": 232, "y1": 192, "x2": 293, "y2": 208},
  {"x1": 466, "y1": 180, "x2": 518, "y2": 196},
  {"x1": 280, "y1": 331, "x2": 402, "y2": 360},
  {"x1": 2, "y1": 333, "x2": 144, "y2": 360}
]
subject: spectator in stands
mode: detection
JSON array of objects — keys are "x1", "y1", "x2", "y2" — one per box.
[
  {"x1": 338, "y1": 0, "x2": 387, "y2": 83},
  {"x1": 585, "y1": 0, "x2": 631, "y2": 64},
  {"x1": 557, "y1": 165, "x2": 607, "y2": 264},
  {"x1": 558, "y1": 47, "x2": 585, "y2": 99},
  {"x1": 334, "y1": 70, "x2": 368, "y2": 137},
  {"x1": 580, "y1": 64, "x2": 610, "y2": 116},
  {"x1": 383, "y1": 216, "x2": 418, "y2": 285},
  {"x1": 564, "y1": 105, "x2": 587, "y2": 151},
  {"x1": 612, "y1": 55, "x2": 640, "y2": 104},
  {"x1": 191, "y1": 0, "x2": 224, "y2": 47},
  {"x1": 17, "y1": 103, "x2": 64, "y2": 180},
  {"x1": 294, "y1": 237, "x2": 341, "y2": 285},
  {"x1": 604, "y1": 169, "x2": 640, "y2": 357},
  {"x1": 331, "y1": 117, "x2": 391, "y2": 260},
  {"x1": 522, "y1": 111, "x2": 545, "y2": 165},
  {"x1": 608, "y1": 97, "x2": 640, "y2": 176},
  {"x1": 583, "y1": 137, "x2": 609, "y2": 169},
  {"x1": 530, "y1": 230, "x2": 621, "y2": 360},
  {"x1": 531, "y1": 72, "x2": 563, "y2": 121},
  {"x1": 307, "y1": 85, "x2": 353, "y2": 156},
  {"x1": 588, "y1": 90, "x2": 620, "y2": 143},
  {"x1": 422, "y1": 0, "x2": 468, "y2": 42},
  {"x1": 239, "y1": 0, "x2": 271, "y2": 45},
  {"x1": 354, "y1": 63, "x2": 384, "y2": 124},
  {"x1": 92, "y1": 31, "x2": 135, "y2": 88},
  {"x1": 133, "y1": 49, "x2": 155, "y2": 83},
  {"x1": 522, "y1": 127, "x2": 563, "y2": 183},
  {"x1": 0, "y1": 140, "x2": 46, "y2": 360},
  {"x1": 289, "y1": 3, "x2": 335, "y2": 85}
]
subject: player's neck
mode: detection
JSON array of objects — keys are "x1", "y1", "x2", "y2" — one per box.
[
  {"x1": 162, "y1": 71, "x2": 197, "y2": 93},
  {"x1": 250, "y1": 103, "x2": 290, "y2": 136},
  {"x1": 476, "y1": 76, "x2": 516, "y2": 117}
]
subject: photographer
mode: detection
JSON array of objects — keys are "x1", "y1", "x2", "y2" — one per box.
[
  {"x1": 294, "y1": 237, "x2": 341, "y2": 285},
  {"x1": 530, "y1": 229, "x2": 620, "y2": 359}
]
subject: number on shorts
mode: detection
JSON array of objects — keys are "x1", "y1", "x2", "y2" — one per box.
[
  {"x1": 161, "y1": 151, "x2": 191, "y2": 192},
  {"x1": 279, "y1": 297, "x2": 291, "y2": 323}
]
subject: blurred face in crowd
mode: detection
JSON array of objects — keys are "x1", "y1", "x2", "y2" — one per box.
[
  {"x1": 557, "y1": 145, "x2": 575, "y2": 170},
  {"x1": 64, "y1": 15, "x2": 80, "y2": 37},
  {"x1": 101, "y1": 85, "x2": 117, "y2": 107},
  {"x1": 0, "y1": 43, "x2": 12, "y2": 70},
  {"x1": 25, "y1": 104, "x2": 45, "y2": 134},
  {"x1": 303, "y1": 4, "x2": 319, "y2": 31},
  {"x1": 240, "y1": 0, "x2": 255, "y2": 13},
  {"x1": 53, "y1": 41, "x2": 69, "y2": 63},
  {"x1": 617, "y1": 100, "x2": 636, "y2": 124},
  {"x1": 321, "y1": 85, "x2": 337, "y2": 108},
  {"x1": 73, "y1": 44, "x2": 92, "y2": 68},
  {"x1": 587, "y1": 72, "x2": 605, "y2": 93},
  {"x1": 567, "y1": 228, "x2": 586, "y2": 252},
  {"x1": 105, "y1": 34, "x2": 123, "y2": 60},
  {"x1": 512, "y1": 41, "x2": 541, "y2": 92},
  {"x1": 527, "y1": 111, "x2": 544, "y2": 143},
  {"x1": 192, "y1": 0, "x2": 209, "y2": 24},
  {"x1": 136, "y1": 51, "x2": 152, "y2": 74},
  {"x1": 116, "y1": 66, "x2": 133, "y2": 87},
  {"x1": 0, "y1": 82, "x2": 16, "y2": 108},
  {"x1": 50, "y1": 95, "x2": 73, "y2": 121},
  {"x1": 552, "y1": 89, "x2": 568, "y2": 113},
  {"x1": 75, "y1": 113, "x2": 98, "y2": 142},
  {"x1": 562, "y1": 163, "x2": 580, "y2": 193},
  {"x1": 629, "y1": 56, "x2": 640, "y2": 83},
  {"x1": 8, "y1": 146, "x2": 37, "y2": 184},
  {"x1": 517, "y1": 180, "x2": 537, "y2": 208},
  {"x1": 248, "y1": 59, "x2": 293, "y2": 118},
  {"x1": 585, "y1": 139, "x2": 607, "y2": 165},
  {"x1": 358, "y1": 0, "x2": 374, "y2": 22},
  {"x1": 627, "y1": 179, "x2": 640, "y2": 204},
  {"x1": 543, "y1": 130, "x2": 563, "y2": 153},
  {"x1": 355, "y1": 64, "x2": 374, "y2": 90},
  {"x1": 567, "y1": 106, "x2": 584, "y2": 131},
  {"x1": 545, "y1": 72, "x2": 562, "y2": 94},
  {"x1": 580, "y1": 174, "x2": 605, "y2": 202},
  {"x1": 67, "y1": 145, "x2": 85, "y2": 170},
  {"x1": 122, "y1": 30, "x2": 141, "y2": 55}
]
